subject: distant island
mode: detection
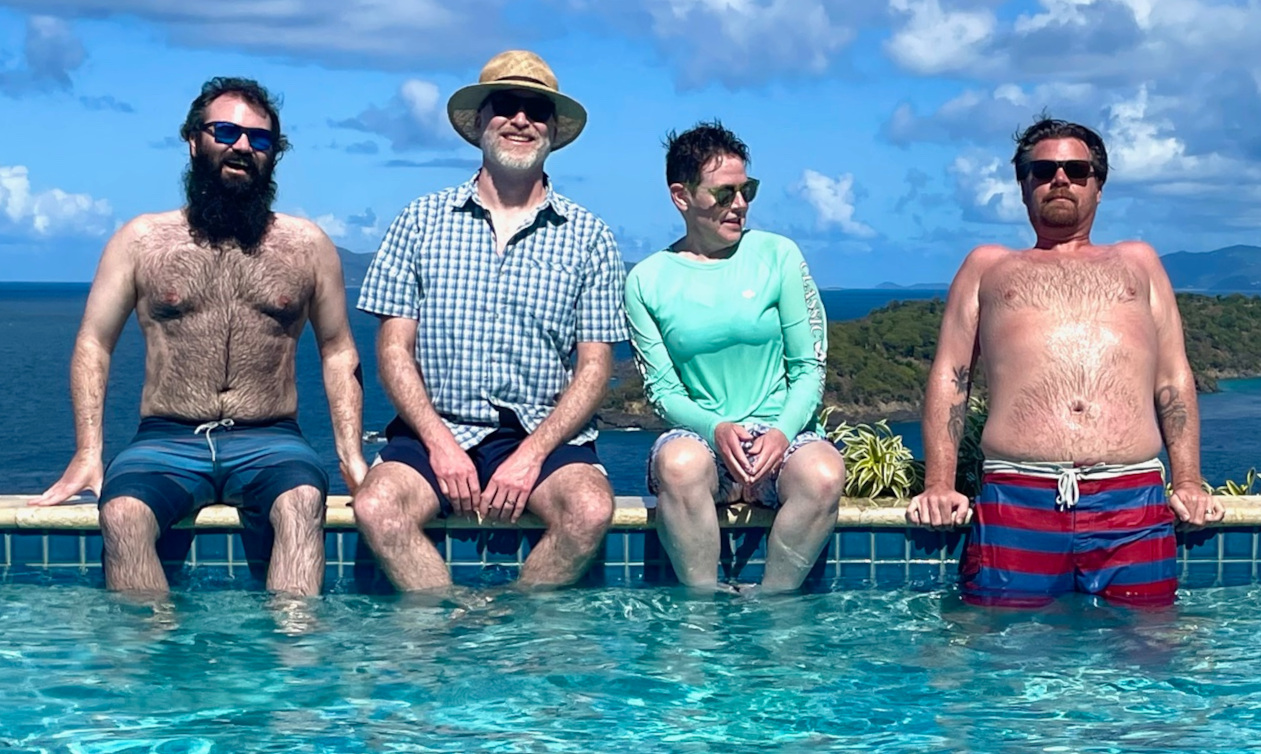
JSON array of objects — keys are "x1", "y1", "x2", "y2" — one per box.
[
  {"x1": 600, "y1": 293, "x2": 1261, "y2": 428},
  {"x1": 340, "y1": 244, "x2": 1261, "y2": 293}
]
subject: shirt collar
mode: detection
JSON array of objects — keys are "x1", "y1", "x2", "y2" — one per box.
[{"x1": 449, "y1": 170, "x2": 568, "y2": 223}]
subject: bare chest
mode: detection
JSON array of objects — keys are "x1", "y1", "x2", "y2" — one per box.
[
  {"x1": 136, "y1": 240, "x2": 314, "y2": 330},
  {"x1": 982, "y1": 256, "x2": 1148, "y2": 315}
]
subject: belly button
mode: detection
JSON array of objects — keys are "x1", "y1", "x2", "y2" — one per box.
[{"x1": 1070, "y1": 400, "x2": 1087, "y2": 413}]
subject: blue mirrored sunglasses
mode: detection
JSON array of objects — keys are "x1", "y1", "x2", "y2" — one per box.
[{"x1": 202, "y1": 121, "x2": 274, "y2": 152}]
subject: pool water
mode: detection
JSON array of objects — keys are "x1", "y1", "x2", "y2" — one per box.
[{"x1": 3, "y1": 583, "x2": 1261, "y2": 753}]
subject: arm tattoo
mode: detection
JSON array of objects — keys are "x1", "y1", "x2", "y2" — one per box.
[
  {"x1": 1156, "y1": 385, "x2": 1188, "y2": 444},
  {"x1": 951, "y1": 365, "x2": 971, "y2": 395},
  {"x1": 948, "y1": 400, "x2": 967, "y2": 446}
]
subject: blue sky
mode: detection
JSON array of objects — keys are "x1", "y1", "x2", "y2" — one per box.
[{"x1": 0, "y1": 0, "x2": 1258, "y2": 287}]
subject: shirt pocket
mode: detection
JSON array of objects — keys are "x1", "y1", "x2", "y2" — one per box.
[{"x1": 512, "y1": 245, "x2": 583, "y2": 347}]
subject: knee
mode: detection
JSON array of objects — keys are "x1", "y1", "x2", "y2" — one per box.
[
  {"x1": 653, "y1": 440, "x2": 715, "y2": 497},
  {"x1": 558, "y1": 480, "x2": 614, "y2": 541},
  {"x1": 351, "y1": 474, "x2": 431, "y2": 543},
  {"x1": 271, "y1": 486, "x2": 325, "y2": 529},
  {"x1": 789, "y1": 454, "x2": 846, "y2": 514},
  {"x1": 99, "y1": 497, "x2": 158, "y2": 541}
]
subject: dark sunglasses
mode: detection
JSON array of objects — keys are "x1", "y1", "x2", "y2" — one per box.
[
  {"x1": 485, "y1": 92, "x2": 556, "y2": 123},
  {"x1": 701, "y1": 178, "x2": 760, "y2": 207},
  {"x1": 1026, "y1": 159, "x2": 1093, "y2": 183},
  {"x1": 202, "y1": 121, "x2": 274, "y2": 152}
]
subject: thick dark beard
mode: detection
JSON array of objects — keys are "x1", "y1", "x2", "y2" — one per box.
[
  {"x1": 183, "y1": 151, "x2": 277, "y2": 252},
  {"x1": 1038, "y1": 193, "x2": 1079, "y2": 228}
]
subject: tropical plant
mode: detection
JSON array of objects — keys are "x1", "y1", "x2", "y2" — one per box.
[
  {"x1": 1209, "y1": 468, "x2": 1258, "y2": 495},
  {"x1": 954, "y1": 396, "x2": 989, "y2": 500},
  {"x1": 822, "y1": 410, "x2": 923, "y2": 499}
]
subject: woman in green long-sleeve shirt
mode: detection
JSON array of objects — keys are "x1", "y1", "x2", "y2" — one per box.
[{"x1": 625, "y1": 122, "x2": 847, "y2": 593}]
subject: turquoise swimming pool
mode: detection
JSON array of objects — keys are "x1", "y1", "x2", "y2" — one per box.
[{"x1": 3, "y1": 581, "x2": 1260, "y2": 753}]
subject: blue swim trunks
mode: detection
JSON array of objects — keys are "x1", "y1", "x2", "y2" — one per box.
[
  {"x1": 99, "y1": 417, "x2": 329, "y2": 533},
  {"x1": 960, "y1": 459, "x2": 1177, "y2": 608}
]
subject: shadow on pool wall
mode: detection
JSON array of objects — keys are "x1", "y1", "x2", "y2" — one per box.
[{"x1": 0, "y1": 496, "x2": 1252, "y2": 592}]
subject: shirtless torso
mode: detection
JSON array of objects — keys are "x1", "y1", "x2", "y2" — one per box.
[
  {"x1": 130, "y1": 211, "x2": 320, "y2": 421},
  {"x1": 976, "y1": 242, "x2": 1163, "y2": 465}
]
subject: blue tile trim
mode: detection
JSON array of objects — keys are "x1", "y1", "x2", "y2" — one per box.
[{"x1": 4, "y1": 527, "x2": 1261, "y2": 590}]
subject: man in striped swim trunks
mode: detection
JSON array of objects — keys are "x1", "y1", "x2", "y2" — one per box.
[{"x1": 906, "y1": 118, "x2": 1224, "y2": 607}]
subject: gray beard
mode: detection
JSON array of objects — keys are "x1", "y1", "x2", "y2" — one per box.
[{"x1": 480, "y1": 129, "x2": 551, "y2": 172}]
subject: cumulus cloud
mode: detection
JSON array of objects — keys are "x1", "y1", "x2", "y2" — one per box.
[
  {"x1": 633, "y1": 0, "x2": 872, "y2": 88},
  {"x1": 0, "y1": 15, "x2": 85, "y2": 96},
  {"x1": 0, "y1": 165, "x2": 113, "y2": 239},
  {"x1": 312, "y1": 207, "x2": 381, "y2": 241},
  {"x1": 884, "y1": 82, "x2": 1098, "y2": 146},
  {"x1": 2, "y1": 0, "x2": 519, "y2": 70},
  {"x1": 333, "y1": 79, "x2": 455, "y2": 152},
  {"x1": 949, "y1": 154, "x2": 1025, "y2": 225},
  {"x1": 885, "y1": 0, "x2": 995, "y2": 75},
  {"x1": 795, "y1": 169, "x2": 876, "y2": 237}
]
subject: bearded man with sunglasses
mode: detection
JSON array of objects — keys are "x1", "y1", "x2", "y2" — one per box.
[
  {"x1": 352, "y1": 51, "x2": 628, "y2": 591},
  {"x1": 624, "y1": 121, "x2": 845, "y2": 593},
  {"x1": 33, "y1": 77, "x2": 367, "y2": 596},
  {"x1": 908, "y1": 117, "x2": 1222, "y2": 607}
]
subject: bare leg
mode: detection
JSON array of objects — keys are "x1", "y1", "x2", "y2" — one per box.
[
  {"x1": 267, "y1": 485, "x2": 326, "y2": 596},
  {"x1": 651, "y1": 438, "x2": 722, "y2": 589},
  {"x1": 519, "y1": 464, "x2": 614, "y2": 589},
  {"x1": 100, "y1": 496, "x2": 168, "y2": 594},
  {"x1": 353, "y1": 461, "x2": 450, "y2": 591},
  {"x1": 763, "y1": 442, "x2": 845, "y2": 593}
]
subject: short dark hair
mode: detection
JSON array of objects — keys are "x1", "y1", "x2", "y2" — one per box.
[
  {"x1": 1012, "y1": 117, "x2": 1108, "y2": 186},
  {"x1": 179, "y1": 77, "x2": 291, "y2": 158},
  {"x1": 664, "y1": 120, "x2": 750, "y2": 186}
]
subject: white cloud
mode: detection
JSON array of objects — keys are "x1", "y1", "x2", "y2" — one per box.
[
  {"x1": 0, "y1": 165, "x2": 113, "y2": 238},
  {"x1": 949, "y1": 155, "x2": 1025, "y2": 225},
  {"x1": 313, "y1": 214, "x2": 347, "y2": 239},
  {"x1": 2, "y1": 0, "x2": 518, "y2": 70},
  {"x1": 333, "y1": 78, "x2": 454, "y2": 152},
  {"x1": 885, "y1": 0, "x2": 996, "y2": 75},
  {"x1": 796, "y1": 169, "x2": 876, "y2": 237},
  {"x1": 642, "y1": 0, "x2": 863, "y2": 87},
  {"x1": 0, "y1": 15, "x2": 85, "y2": 96}
]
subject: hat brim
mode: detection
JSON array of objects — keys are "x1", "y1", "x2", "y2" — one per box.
[{"x1": 447, "y1": 81, "x2": 587, "y2": 151}]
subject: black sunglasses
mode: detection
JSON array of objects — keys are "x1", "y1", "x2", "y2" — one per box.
[
  {"x1": 701, "y1": 178, "x2": 760, "y2": 207},
  {"x1": 202, "y1": 121, "x2": 274, "y2": 152},
  {"x1": 485, "y1": 92, "x2": 556, "y2": 123},
  {"x1": 1026, "y1": 159, "x2": 1093, "y2": 183}
]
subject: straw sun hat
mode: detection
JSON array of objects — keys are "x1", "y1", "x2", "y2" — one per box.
[{"x1": 447, "y1": 50, "x2": 588, "y2": 151}]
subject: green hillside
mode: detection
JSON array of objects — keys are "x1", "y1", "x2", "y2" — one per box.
[{"x1": 600, "y1": 293, "x2": 1261, "y2": 427}]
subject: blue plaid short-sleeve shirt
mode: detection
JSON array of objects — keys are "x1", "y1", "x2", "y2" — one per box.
[{"x1": 357, "y1": 173, "x2": 630, "y2": 448}]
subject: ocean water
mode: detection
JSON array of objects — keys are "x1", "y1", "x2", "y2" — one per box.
[
  {"x1": 2, "y1": 583, "x2": 1261, "y2": 753},
  {"x1": 0, "y1": 283, "x2": 1257, "y2": 495}
]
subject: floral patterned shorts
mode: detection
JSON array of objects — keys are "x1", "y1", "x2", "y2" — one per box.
[{"x1": 646, "y1": 423, "x2": 827, "y2": 509}]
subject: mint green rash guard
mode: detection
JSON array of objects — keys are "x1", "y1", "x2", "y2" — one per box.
[{"x1": 624, "y1": 229, "x2": 828, "y2": 446}]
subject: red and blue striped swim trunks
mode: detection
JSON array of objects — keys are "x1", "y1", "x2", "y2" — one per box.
[{"x1": 960, "y1": 459, "x2": 1177, "y2": 607}]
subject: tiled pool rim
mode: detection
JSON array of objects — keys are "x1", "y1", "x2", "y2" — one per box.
[{"x1": 3, "y1": 495, "x2": 1260, "y2": 590}]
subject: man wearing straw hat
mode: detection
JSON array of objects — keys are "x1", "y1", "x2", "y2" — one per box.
[{"x1": 353, "y1": 51, "x2": 629, "y2": 591}]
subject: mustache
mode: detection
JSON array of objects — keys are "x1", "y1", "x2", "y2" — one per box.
[{"x1": 1043, "y1": 189, "x2": 1077, "y2": 203}]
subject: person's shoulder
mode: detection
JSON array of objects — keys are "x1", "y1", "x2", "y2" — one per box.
[
  {"x1": 549, "y1": 190, "x2": 613, "y2": 234},
  {"x1": 962, "y1": 243, "x2": 1014, "y2": 267},
  {"x1": 625, "y1": 249, "x2": 672, "y2": 281},
  {"x1": 111, "y1": 210, "x2": 182, "y2": 247},
  {"x1": 1111, "y1": 239, "x2": 1161, "y2": 262},
  {"x1": 272, "y1": 213, "x2": 331, "y2": 240}
]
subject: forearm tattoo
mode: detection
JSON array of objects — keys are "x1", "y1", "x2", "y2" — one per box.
[
  {"x1": 948, "y1": 400, "x2": 967, "y2": 445},
  {"x1": 1156, "y1": 385, "x2": 1188, "y2": 444},
  {"x1": 951, "y1": 365, "x2": 971, "y2": 395}
]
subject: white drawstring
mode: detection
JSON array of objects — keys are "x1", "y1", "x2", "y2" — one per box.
[
  {"x1": 193, "y1": 419, "x2": 235, "y2": 462},
  {"x1": 983, "y1": 458, "x2": 1165, "y2": 511},
  {"x1": 1055, "y1": 467, "x2": 1082, "y2": 510}
]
